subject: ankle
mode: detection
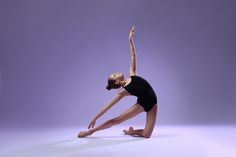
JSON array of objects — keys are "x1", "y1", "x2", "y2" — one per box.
[
  {"x1": 130, "y1": 130, "x2": 134, "y2": 135},
  {"x1": 88, "y1": 129, "x2": 94, "y2": 135}
]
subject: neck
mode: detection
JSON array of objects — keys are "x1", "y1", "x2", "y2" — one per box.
[{"x1": 120, "y1": 78, "x2": 128, "y2": 87}]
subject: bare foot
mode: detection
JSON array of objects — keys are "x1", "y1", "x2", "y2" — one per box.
[
  {"x1": 123, "y1": 126, "x2": 134, "y2": 135},
  {"x1": 78, "y1": 130, "x2": 92, "y2": 138}
]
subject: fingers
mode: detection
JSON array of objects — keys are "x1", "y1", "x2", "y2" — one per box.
[
  {"x1": 130, "y1": 26, "x2": 135, "y2": 32},
  {"x1": 88, "y1": 122, "x2": 95, "y2": 129},
  {"x1": 129, "y1": 26, "x2": 135, "y2": 38},
  {"x1": 88, "y1": 123, "x2": 92, "y2": 129},
  {"x1": 131, "y1": 26, "x2": 135, "y2": 32},
  {"x1": 132, "y1": 26, "x2": 135, "y2": 31}
]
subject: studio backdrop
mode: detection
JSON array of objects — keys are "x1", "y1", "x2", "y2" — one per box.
[{"x1": 0, "y1": 0, "x2": 236, "y2": 127}]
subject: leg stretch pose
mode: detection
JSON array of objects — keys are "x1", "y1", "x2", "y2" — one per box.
[
  {"x1": 123, "y1": 105, "x2": 157, "y2": 137},
  {"x1": 78, "y1": 26, "x2": 158, "y2": 138}
]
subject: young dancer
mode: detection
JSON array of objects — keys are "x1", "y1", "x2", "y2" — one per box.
[{"x1": 78, "y1": 26, "x2": 158, "y2": 138}]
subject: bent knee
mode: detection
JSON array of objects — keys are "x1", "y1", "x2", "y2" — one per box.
[
  {"x1": 143, "y1": 134, "x2": 151, "y2": 138},
  {"x1": 142, "y1": 132, "x2": 151, "y2": 138}
]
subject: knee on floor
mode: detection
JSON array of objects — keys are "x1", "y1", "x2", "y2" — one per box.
[{"x1": 142, "y1": 132, "x2": 151, "y2": 138}]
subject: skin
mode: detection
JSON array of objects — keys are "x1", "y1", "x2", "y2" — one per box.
[{"x1": 78, "y1": 26, "x2": 158, "y2": 138}]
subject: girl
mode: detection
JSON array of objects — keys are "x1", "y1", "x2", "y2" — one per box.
[{"x1": 78, "y1": 26, "x2": 158, "y2": 138}]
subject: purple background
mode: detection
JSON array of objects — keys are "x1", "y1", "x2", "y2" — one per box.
[{"x1": 1, "y1": 0, "x2": 236, "y2": 127}]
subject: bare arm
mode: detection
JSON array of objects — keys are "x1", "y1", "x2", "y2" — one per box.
[
  {"x1": 94, "y1": 94, "x2": 123, "y2": 120},
  {"x1": 88, "y1": 89, "x2": 128, "y2": 129},
  {"x1": 129, "y1": 26, "x2": 136, "y2": 76}
]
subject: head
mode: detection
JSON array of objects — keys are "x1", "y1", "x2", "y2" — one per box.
[{"x1": 106, "y1": 72, "x2": 125, "y2": 90}]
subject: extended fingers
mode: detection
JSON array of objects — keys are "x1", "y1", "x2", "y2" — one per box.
[
  {"x1": 88, "y1": 122, "x2": 95, "y2": 129},
  {"x1": 130, "y1": 26, "x2": 135, "y2": 32},
  {"x1": 131, "y1": 26, "x2": 135, "y2": 31},
  {"x1": 132, "y1": 27, "x2": 135, "y2": 31},
  {"x1": 88, "y1": 123, "x2": 92, "y2": 129}
]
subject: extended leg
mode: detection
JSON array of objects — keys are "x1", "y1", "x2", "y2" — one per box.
[{"x1": 78, "y1": 103, "x2": 144, "y2": 138}]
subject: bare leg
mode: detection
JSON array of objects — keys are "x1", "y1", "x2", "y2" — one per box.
[
  {"x1": 78, "y1": 103, "x2": 144, "y2": 138},
  {"x1": 123, "y1": 104, "x2": 157, "y2": 138}
]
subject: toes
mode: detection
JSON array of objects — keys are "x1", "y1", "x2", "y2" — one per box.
[
  {"x1": 78, "y1": 131, "x2": 88, "y2": 138},
  {"x1": 78, "y1": 132, "x2": 84, "y2": 138},
  {"x1": 78, "y1": 133, "x2": 82, "y2": 138},
  {"x1": 123, "y1": 129, "x2": 129, "y2": 134}
]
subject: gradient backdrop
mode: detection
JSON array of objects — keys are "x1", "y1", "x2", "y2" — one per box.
[{"x1": 1, "y1": 0, "x2": 236, "y2": 128}]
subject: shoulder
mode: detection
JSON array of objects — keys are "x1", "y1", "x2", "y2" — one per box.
[
  {"x1": 129, "y1": 74, "x2": 138, "y2": 77},
  {"x1": 130, "y1": 74, "x2": 141, "y2": 79}
]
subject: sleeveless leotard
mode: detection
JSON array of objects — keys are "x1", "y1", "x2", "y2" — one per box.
[{"x1": 124, "y1": 75, "x2": 157, "y2": 112}]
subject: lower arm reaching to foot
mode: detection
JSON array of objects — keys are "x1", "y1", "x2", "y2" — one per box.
[{"x1": 78, "y1": 118, "x2": 120, "y2": 138}]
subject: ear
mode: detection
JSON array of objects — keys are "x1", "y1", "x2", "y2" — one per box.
[{"x1": 115, "y1": 80, "x2": 119, "y2": 85}]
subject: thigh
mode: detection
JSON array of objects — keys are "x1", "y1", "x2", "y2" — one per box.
[
  {"x1": 114, "y1": 103, "x2": 144, "y2": 123},
  {"x1": 143, "y1": 104, "x2": 157, "y2": 135}
]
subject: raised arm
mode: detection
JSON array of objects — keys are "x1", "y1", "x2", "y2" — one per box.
[
  {"x1": 129, "y1": 26, "x2": 136, "y2": 76},
  {"x1": 88, "y1": 89, "x2": 128, "y2": 129}
]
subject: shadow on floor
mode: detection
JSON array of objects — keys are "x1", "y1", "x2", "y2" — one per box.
[
  {"x1": 152, "y1": 133, "x2": 181, "y2": 138},
  {"x1": 2, "y1": 135, "x2": 144, "y2": 157},
  {"x1": 2, "y1": 133, "x2": 179, "y2": 157}
]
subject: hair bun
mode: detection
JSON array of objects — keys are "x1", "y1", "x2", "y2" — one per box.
[{"x1": 106, "y1": 84, "x2": 111, "y2": 90}]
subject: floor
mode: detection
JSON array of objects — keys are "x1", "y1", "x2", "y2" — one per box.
[{"x1": 0, "y1": 125, "x2": 236, "y2": 157}]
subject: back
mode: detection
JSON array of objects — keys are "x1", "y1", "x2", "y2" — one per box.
[{"x1": 124, "y1": 75, "x2": 157, "y2": 100}]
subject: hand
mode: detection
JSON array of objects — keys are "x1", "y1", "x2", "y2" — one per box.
[
  {"x1": 129, "y1": 26, "x2": 135, "y2": 39},
  {"x1": 88, "y1": 119, "x2": 96, "y2": 129}
]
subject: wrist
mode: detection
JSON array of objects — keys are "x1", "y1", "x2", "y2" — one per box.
[{"x1": 92, "y1": 117, "x2": 97, "y2": 121}]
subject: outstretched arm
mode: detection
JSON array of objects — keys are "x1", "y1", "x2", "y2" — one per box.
[
  {"x1": 129, "y1": 26, "x2": 136, "y2": 76},
  {"x1": 88, "y1": 89, "x2": 128, "y2": 129}
]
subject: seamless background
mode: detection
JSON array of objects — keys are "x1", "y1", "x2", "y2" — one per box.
[{"x1": 0, "y1": 0, "x2": 236, "y2": 127}]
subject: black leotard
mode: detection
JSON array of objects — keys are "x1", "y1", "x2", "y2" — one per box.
[{"x1": 124, "y1": 75, "x2": 157, "y2": 112}]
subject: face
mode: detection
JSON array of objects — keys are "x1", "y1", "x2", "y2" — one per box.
[{"x1": 109, "y1": 72, "x2": 124, "y2": 83}]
